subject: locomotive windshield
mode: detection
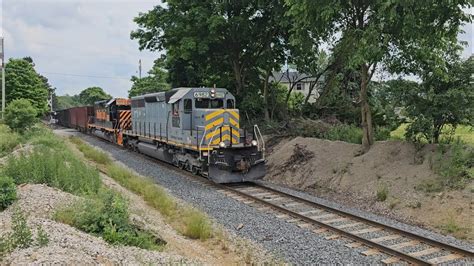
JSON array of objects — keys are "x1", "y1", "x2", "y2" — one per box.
[{"x1": 195, "y1": 98, "x2": 224, "y2": 109}]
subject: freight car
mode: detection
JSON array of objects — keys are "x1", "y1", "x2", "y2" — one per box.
[
  {"x1": 69, "y1": 106, "x2": 94, "y2": 132},
  {"x1": 56, "y1": 87, "x2": 266, "y2": 183}
]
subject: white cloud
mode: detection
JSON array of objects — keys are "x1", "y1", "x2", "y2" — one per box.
[{"x1": 2, "y1": 0, "x2": 162, "y2": 97}]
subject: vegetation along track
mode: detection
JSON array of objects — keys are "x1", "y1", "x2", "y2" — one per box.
[
  {"x1": 219, "y1": 183, "x2": 474, "y2": 265},
  {"x1": 77, "y1": 132, "x2": 473, "y2": 265}
]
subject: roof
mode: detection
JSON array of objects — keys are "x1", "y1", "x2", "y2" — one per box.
[
  {"x1": 168, "y1": 88, "x2": 192, "y2": 103},
  {"x1": 269, "y1": 71, "x2": 320, "y2": 83}
]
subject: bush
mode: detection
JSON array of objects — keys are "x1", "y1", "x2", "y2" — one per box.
[
  {"x1": 3, "y1": 145, "x2": 101, "y2": 196},
  {"x1": 0, "y1": 176, "x2": 17, "y2": 211},
  {"x1": 0, "y1": 124, "x2": 20, "y2": 157},
  {"x1": 4, "y1": 99, "x2": 37, "y2": 133},
  {"x1": 374, "y1": 127, "x2": 391, "y2": 141},
  {"x1": 183, "y1": 209, "x2": 212, "y2": 240},
  {"x1": 55, "y1": 189, "x2": 164, "y2": 250},
  {"x1": 323, "y1": 124, "x2": 362, "y2": 144},
  {"x1": 10, "y1": 208, "x2": 33, "y2": 249}
]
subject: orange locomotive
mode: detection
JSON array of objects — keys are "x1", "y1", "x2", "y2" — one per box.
[{"x1": 88, "y1": 98, "x2": 131, "y2": 145}]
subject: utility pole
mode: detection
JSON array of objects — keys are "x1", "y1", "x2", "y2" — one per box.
[
  {"x1": 1, "y1": 37, "x2": 5, "y2": 120},
  {"x1": 138, "y1": 59, "x2": 142, "y2": 79}
]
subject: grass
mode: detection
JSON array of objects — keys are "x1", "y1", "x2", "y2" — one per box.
[
  {"x1": 391, "y1": 123, "x2": 474, "y2": 145},
  {"x1": 69, "y1": 137, "x2": 213, "y2": 240},
  {"x1": 69, "y1": 136, "x2": 112, "y2": 165},
  {"x1": 0, "y1": 124, "x2": 20, "y2": 157},
  {"x1": 323, "y1": 124, "x2": 362, "y2": 144},
  {"x1": 376, "y1": 185, "x2": 388, "y2": 202}
]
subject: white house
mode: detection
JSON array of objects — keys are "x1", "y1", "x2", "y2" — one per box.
[{"x1": 269, "y1": 71, "x2": 323, "y2": 103}]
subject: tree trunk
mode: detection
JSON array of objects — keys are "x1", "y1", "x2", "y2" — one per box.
[
  {"x1": 232, "y1": 61, "x2": 243, "y2": 96},
  {"x1": 263, "y1": 69, "x2": 271, "y2": 121},
  {"x1": 360, "y1": 64, "x2": 374, "y2": 151}
]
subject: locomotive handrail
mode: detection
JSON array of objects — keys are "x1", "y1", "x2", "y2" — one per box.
[
  {"x1": 197, "y1": 126, "x2": 207, "y2": 161},
  {"x1": 253, "y1": 124, "x2": 265, "y2": 160}
]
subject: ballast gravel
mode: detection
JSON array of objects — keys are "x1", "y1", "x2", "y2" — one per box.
[{"x1": 78, "y1": 134, "x2": 473, "y2": 265}]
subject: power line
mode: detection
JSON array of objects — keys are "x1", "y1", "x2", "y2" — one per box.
[{"x1": 4, "y1": 67, "x2": 132, "y2": 81}]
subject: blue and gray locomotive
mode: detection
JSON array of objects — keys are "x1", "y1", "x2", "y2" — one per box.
[{"x1": 122, "y1": 87, "x2": 266, "y2": 183}]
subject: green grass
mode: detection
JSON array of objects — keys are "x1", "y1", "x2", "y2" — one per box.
[
  {"x1": 391, "y1": 124, "x2": 474, "y2": 145},
  {"x1": 376, "y1": 185, "x2": 388, "y2": 202},
  {"x1": 69, "y1": 137, "x2": 213, "y2": 241},
  {"x1": 0, "y1": 124, "x2": 20, "y2": 157},
  {"x1": 69, "y1": 136, "x2": 112, "y2": 165}
]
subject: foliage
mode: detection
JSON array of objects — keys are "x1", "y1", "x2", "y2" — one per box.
[
  {"x1": 3, "y1": 135, "x2": 101, "y2": 196},
  {"x1": 183, "y1": 209, "x2": 212, "y2": 240},
  {"x1": 323, "y1": 124, "x2": 362, "y2": 144},
  {"x1": 36, "y1": 225, "x2": 49, "y2": 247},
  {"x1": 129, "y1": 58, "x2": 170, "y2": 97},
  {"x1": 2, "y1": 58, "x2": 49, "y2": 115},
  {"x1": 286, "y1": 0, "x2": 473, "y2": 148},
  {"x1": 131, "y1": 0, "x2": 290, "y2": 119},
  {"x1": 70, "y1": 137, "x2": 112, "y2": 165},
  {"x1": 54, "y1": 94, "x2": 81, "y2": 110},
  {"x1": 403, "y1": 56, "x2": 474, "y2": 144},
  {"x1": 78, "y1": 87, "x2": 111, "y2": 105},
  {"x1": 430, "y1": 139, "x2": 473, "y2": 189},
  {"x1": 54, "y1": 189, "x2": 164, "y2": 250},
  {"x1": 10, "y1": 208, "x2": 33, "y2": 249},
  {"x1": 376, "y1": 185, "x2": 388, "y2": 202},
  {"x1": 392, "y1": 124, "x2": 474, "y2": 145},
  {"x1": 0, "y1": 176, "x2": 17, "y2": 211},
  {"x1": 0, "y1": 124, "x2": 20, "y2": 157},
  {"x1": 4, "y1": 99, "x2": 38, "y2": 133}
]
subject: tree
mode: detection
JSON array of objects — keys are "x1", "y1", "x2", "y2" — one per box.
[
  {"x1": 404, "y1": 56, "x2": 473, "y2": 143},
  {"x1": 54, "y1": 94, "x2": 81, "y2": 110},
  {"x1": 286, "y1": 0, "x2": 472, "y2": 150},
  {"x1": 78, "y1": 87, "x2": 111, "y2": 105},
  {"x1": 128, "y1": 58, "x2": 170, "y2": 97},
  {"x1": 131, "y1": 0, "x2": 290, "y2": 121},
  {"x1": 4, "y1": 99, "x2": 38, "y2": 133},
  {"x1": 2, "y1": 58, "x2": 49, "y2": 115}
]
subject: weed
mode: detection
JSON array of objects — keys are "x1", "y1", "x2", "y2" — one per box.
[
  {"x1": 0, "y1": 124, "x2": 20, "y2": 157},
  {"x1": 69, "y1": 137, "x2": 112, "y2": 165},
  {"x1": 323, "y1": 124, "x2": 362, "y2": 144},
  {"x1": 183, "y1": 209, "x2": 212, "y2": 240},
  {"x1": 415, "y1": 180, "x2": 443, "y2": 193},
  {"x1": 376, "y1": 185, "x2": 388, "y2": 202},
  {"x1": 36, "y1": 225, "x2": 49, "y2": 247},
  {"x1": 0, "y1": 176, "x2": 17, "y2": 211},
  {"x1": 55, "y1": 189, "x2": 165, "y2": 250},
  {"x1": 439, "y1": 217, "x2": 461, "y2": 234},
  {"x1": 11, "y1": 208, "x2": 33, "y2": 249}
]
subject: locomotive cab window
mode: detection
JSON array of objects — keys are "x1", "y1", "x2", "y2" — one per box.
[
  {"x1": 184, "y1": 99, "x2": 192, "y2": 113},
  {"x1": 172, "y1": 102, "x2": 179, "y2": 116},
  {"x1": 226, "y1": 99, "x2": 235, "y2": 109},
  {"x1": 195, "y1": 98, "x2": 223, "y2": 109}
]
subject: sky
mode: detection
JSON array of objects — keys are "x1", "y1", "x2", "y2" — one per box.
[
  {"x1": 0, "y1": 1, "x2": 473, "y2": 98},
  {"x1": 1, "y1": 0, "x2": 161, "y2": 97}
]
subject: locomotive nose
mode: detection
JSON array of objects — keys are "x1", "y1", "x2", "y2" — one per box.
[{"x1": 204, "y1": 109, "x2": 240, "y2": 147}]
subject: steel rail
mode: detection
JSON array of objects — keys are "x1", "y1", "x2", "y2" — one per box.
[{"x1": 248, "y1": 183, "x2": 474, "y2": 259}]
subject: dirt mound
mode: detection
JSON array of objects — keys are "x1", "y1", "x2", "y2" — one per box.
[{"x1": 266, "y1": 137, "x2": 473, "y2": 240}]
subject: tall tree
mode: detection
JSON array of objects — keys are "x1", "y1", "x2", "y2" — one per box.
[
  {"x1": 128, "y1": 58, "x2": 170, "y2": 97},
  {"x1": 286, "y1": 0, "x2": 472, "y2": 150},
  {"x1": 2, "y1": 58, "x2": 49, "y2": 115},
  {"x1": 131, "y1": 0, "x2": 289, "y2": 109},
  {"x1": 78, "y1": 87, "x2": 111, "y2": 105}
]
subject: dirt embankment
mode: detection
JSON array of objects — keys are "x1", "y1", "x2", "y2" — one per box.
[{"x1": 266, "y1": 136, "x2": 474, "y2": 240}]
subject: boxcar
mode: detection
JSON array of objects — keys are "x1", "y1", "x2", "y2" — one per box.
[
  {"x1": 56, "y1": 109, "x2": 70, "y2": 128},
  {"x1": 70, "y1": 106, "x2": 93, "y2": 132}
]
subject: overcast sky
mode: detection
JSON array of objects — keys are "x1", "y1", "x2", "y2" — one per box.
[{"x1": 0, "y1": 1, "x2": 473, "y2": 97}]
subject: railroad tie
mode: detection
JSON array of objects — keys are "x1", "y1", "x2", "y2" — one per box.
[
  {"x1": 309, "y1": 213, "x2": 336, "y2": 220},
  {"x1": 298, "y1": 209, "x2": 324, "y2": 216},
  {"x1": 350, "y1": 227, "x2": 382, "y2": 235},
  {"x1": 312, "y1": 228, "x2": 328, "y2": 234},
  {"x1": 345, "y1": 242, "x2": 363, "y2": 248},
  {"x1": 381, "y1": 257, "x2": 400, "y2": 264},
  {"x1": 325, "y1": 234, "x2": 341, "y2": 240},
  {"x1": 408, "y1": 247, "x2": 440, "y2": 257},
  {"x1": 361, "y1": 248, "x2": 380, "y2": 256},
  {"x1": 370, "y1": 234, "x2": 401, "y2": 243},
  {"x1": 389, "y1": 240, "x2": 419, "y2": 250},
  {"x1": 336, "y1": 222, "x2": 363, "y2": 229},
  {"x1": 428, "y1": 254, "x2": 463, "y2": 264}
]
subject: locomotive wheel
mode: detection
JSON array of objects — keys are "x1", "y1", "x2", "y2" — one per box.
[{"x1": 191, "y1": 166, "x2": 199, "y2": 175}]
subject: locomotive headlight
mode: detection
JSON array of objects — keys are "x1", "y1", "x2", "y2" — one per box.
[
  {"x1": 210, "y1": 88, "x2": 216, "y2": 98},
  {"x1": 219, "y1": 141, "x2": 226, "y2": 148},
  {"x1": 251, "y1": 140, "x2": 258, "y2": 146}
]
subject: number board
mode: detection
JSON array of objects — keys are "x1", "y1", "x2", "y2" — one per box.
[{"x1": 193, "y1": 91, "x2": 226, "y2": 98}]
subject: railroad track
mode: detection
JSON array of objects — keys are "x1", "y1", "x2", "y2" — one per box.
[
  {"x1": 217, "y1": 182, "x2": 474, "y2": 265},
  {"x1": 74, "y1": 131, "x2": 473, "y2": 265}
]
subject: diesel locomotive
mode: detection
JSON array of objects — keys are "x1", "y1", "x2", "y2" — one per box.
[{"x1": 57, "y1": 87, "x2": 266, "y2": 183}]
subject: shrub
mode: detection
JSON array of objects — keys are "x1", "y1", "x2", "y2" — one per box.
[
  {"x1": 55, "y1": 189, "x2": 164, "y2": 250},
  {"x1": 10, "y1": 208, "x2": 33, "y2": 249},
  {"x1": 36, "y1": 225, "x2": 49, "y2": 247},
  {"x1": 376, "y1": 185, "x2": 388, "y2": 202},
  {"x1": 4, "y1": 99, "x2": 37, "y2": 133},
  {"x1": 374, "y1": 127, "x2": 391, "y2": 141},
  {"x1": 323, "y1": 124, "x2": 362, "y2": 144},
  {"x1": 0, "y1": 176, "x2": 17, "y2": 211}
]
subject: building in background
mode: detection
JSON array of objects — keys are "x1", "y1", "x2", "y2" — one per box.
[{"x1": 269, "y1": 71, "x2": 323, "y2": 103}]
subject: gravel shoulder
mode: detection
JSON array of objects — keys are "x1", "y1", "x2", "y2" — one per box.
[{"x1": 72, "y1": 130, "x2": 386, "y2": 264}]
